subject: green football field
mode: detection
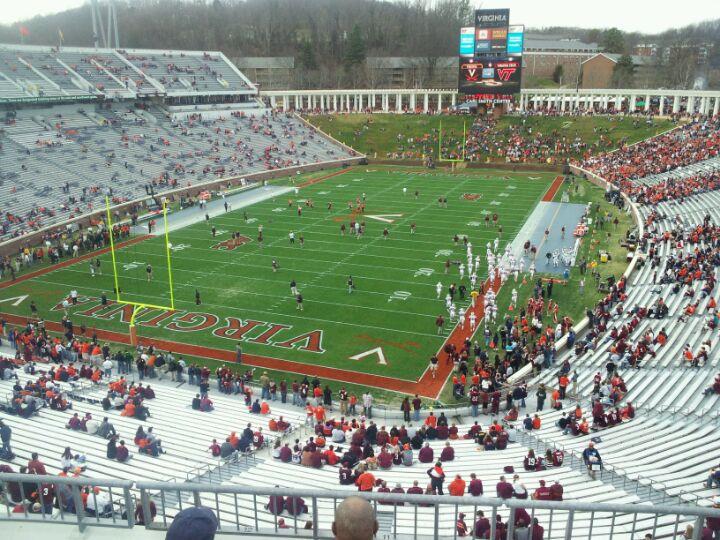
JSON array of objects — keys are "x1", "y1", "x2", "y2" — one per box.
[{"x1": 2, "y1": 167, "x2": 555, "y2": 382}]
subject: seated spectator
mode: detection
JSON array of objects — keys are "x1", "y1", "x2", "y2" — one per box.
[
  {"x1": 27, "y1": 452, "x2": 47, "y2": 475},
  {"x1": 402, "y1": 444, "x2": 413, "y2": 466},
  {"x1": 323, "y1": 445, "x2": 339, "y2": 466},
  {"x1": 418, "y1": 442, "x2": 434, "y2": 463},
  {"x1": 549, "y1": 479, "x2": 564, "y2": 501},
  {"x1": 279, "y1": 443, "x2": 292, "y2": 463},
  {"x1": 533, "y1": 479, "x2": 552, "y2": 500},
  {"x1": 200, "y1": 395, "x2": 214, "y2": 412},
  {"x1": 266, "y1": 490, "x2": 285, "y2": 515},
  {"x1": 440, "y1": 441, "x2": 454, "y2": 462},
  {"x1": 339, "y1": 462, "x2": 356, "y2": 485},
  {"x1": 116, "y1": 440, "x2": 130, "y2": 462},
  {"x1": 96, "y1": 417, "x2": 116, "y2": 439},
  {"x1": 209, "y1": 439, "x2": 221, "y2": 457},
  {"x1": 355, "y1": 464, "x2": 375, "y2": 492},
  {"x1": 377, "y1": 447, "x2": 393, "y2": 469},
  {"x1": 512, "y1": 474, "x2": 528, "y2": 499},
  {"x1": 496, "y1": 475, "x2": 513, "y2": 499},
  {"x1": 468, "y1": 473, "x2": 483, "y2": 496},
  {"x1": 448, "y1": 474, "x2": 466, "y2": 497}
]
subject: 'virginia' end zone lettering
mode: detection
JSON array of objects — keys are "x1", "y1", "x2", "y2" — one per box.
[{"x1": 53, "y1": 296, "x2": 326, "y2": 355}]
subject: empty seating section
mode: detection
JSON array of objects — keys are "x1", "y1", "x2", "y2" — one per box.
[
  {"x1": 119, "y1": 50, "x2": 249, "y2": 93},
  {"x1": 0, "y1": 48, "x2": 68, "y2": 98},
  {"x1": 0, "y1": 45, "x2": 257, "y2": 98},
  {"x1": 0, "y1": 103, "x2": 352, "y2": 239},
  {"x1": 55, "y1": 51, "x2": 137, "y2": 94}
]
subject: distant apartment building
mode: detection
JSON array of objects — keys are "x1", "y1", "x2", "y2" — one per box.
[
  {"x1": 232, "y1": 57, "x2": 294, "y2": 90},
  {"x1": 521, "y1": 34, "x2": 600, "y2": 85}
]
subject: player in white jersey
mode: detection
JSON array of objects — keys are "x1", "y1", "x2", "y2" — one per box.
[
  {"x1": 469, "y1": 311, "x2": 477, "y2": 331},
  {"x1": 449, "y1": 303, "x2": 456, "y2": 322},
  {"x1": 445, "y1": 294, "x2": 452, "y2": 309},
  {"x1": 459, "y1": 263, "x2": 465, "y2": 281},
  {"x1": 529, "y1": 262, "x2": 536, "y2": 278},
  {"x1": 511, "y1": 288, "x2": 518, "y2": 307},
  {"x1": 470, "y1": 273, "x2": 477, "y2": 290},
  {"x1": 436, "y1": 281, "x2": 443, "y2": 299},
  {"x1": 458, "y1": 306, "x2": 466, "y2": 329},
  {"x1": 493, "y1": 237, "x2": 500, "y2": 252}
]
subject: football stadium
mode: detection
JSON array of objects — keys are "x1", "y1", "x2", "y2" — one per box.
[{"x1": 0, "y1": 1, "x2": 719, "y2": 539}]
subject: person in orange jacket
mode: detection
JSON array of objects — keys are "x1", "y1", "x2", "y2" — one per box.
[{"x1": 448, "y1": 474, "x2": 466, "y2": 496}]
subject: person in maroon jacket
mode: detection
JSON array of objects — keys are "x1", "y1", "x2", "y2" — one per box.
[
  {"x1": 496, "y1": 475, "x2": 513, "y2": 499},
  {"x1": 468, "y1": 473, "x2": 483, "y2": 496},
  {"x1": 532, "y1": 479, "x2": 552, "y2": 500},
  {"x1": 440, "y1": 442, "x2": 455, "y2": 462},
  {"x1": 412, "y1": 394, "x2": 422, "y2": 422},
  {"x1": 406, "y1": 480, "x2": 423, "y2": 495},
  {"x1": 549, "y1": 479, "x2": 563, "y2": 501},
  {"x1": 473, "y1": 510, "x2": 490, "y2": 538},
  {"x1": 116, "y1": 441, "x2": 130, "y2": 462},
  {"x1": 706, "y1": 496, "x2": 720, "y2": 538},
  {"x1": 551, "y1": 448, "x2": 564, "y2": 467},
  {"x1": 495, "y1": 430, "x2": 508, "y2": 450},
  {"x1": 531, "y1": 518, "x2": 545, "y2": 540},
  {"x1": 266, "y1": 490, "x2": 284, "y2": 515},
  {"x1": 418, "y1": 442, "x2": 434, "y2": 463},
  {"x1": 436, "y1": 424, "x2": 449, "y2": 440},
  {"x1": 377, "y1": 447, "x2": 393, "y2": 469},
  {"x1": 135, "y1": 499, "x2": 156, "y2": 525},
  {"x1": 390, "y1": 483, "x2": 405, "y2": 506},
  {"x1": 376, "y1": 481, "x2": 393, "y2": 505},
  {"x1": 279, "y1": 443, "x2": 292, "y2": 463},
  {"x1": 27, "y1": 453, "x2": 47, "y2": 475},
  {"x1": 376, "y1": 427, "x2": 390, "y2": 446},
  {"x1": 514, "y1": 507, "x2": 532, "y2": 527}
]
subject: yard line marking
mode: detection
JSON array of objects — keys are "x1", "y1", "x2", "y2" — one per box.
[{"x1": 30, "y1": 277, "x2": 443, "y2": 338}]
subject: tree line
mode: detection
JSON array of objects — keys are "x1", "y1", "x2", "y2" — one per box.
[{"x1": 0, "y1": 0, "x2": 717, "y2": 89}]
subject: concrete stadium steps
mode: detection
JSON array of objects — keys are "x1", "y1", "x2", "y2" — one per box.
[{"x1": 0, "y1": 372, "x2": 304, "y2": 485}]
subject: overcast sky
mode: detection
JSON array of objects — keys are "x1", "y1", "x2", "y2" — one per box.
[{"x1": 0, "y1": 0, "x2": 716, "y2": 34}]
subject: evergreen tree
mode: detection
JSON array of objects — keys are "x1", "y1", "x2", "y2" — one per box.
[
  {"x1": 298, "y1": 40, "x2": 317, "y2": 71},
  {"x1": 343, "y1": 24, "x2": 366, "y2": 71},
  {"x1": 602, "y1": 27, "x2": 626, "y2": 54},
  {"x1": 612, "y1": 54, "x2": 635, "y2": 88}
]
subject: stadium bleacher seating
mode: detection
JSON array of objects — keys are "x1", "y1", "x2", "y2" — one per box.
[{"x1": 0, "y1": 103, "x2": 353, "y2": 239}]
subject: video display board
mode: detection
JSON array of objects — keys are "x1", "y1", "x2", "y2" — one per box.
[
  {"x1": 459, "y1": 27, "x2": 476, "y2": 57},
  {"x1": 507, "y1": 25, "x2": 525, "y2": 55},
  {"x1": 458, "y1": 57, "x2": 522, "y2": 95},
  {"x1": 459, "y1": 8, "x2": 523, "y2": 96},
  {"x1": 474, "y1": 8, "x2": 510, "y2": 54}
]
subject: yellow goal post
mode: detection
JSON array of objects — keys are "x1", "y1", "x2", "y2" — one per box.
[{"x1": 105, "y1": 196, "x2": 176, "y2": 343}]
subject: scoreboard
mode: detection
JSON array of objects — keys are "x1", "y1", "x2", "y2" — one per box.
[
  {"x1": 458, "y1": 57, "x2": 521, "y2": 95},
  {"x1": 458, "y1": 8, "x2": 523, "y2": 98}
]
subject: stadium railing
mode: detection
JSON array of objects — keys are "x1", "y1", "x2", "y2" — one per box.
[{"x1": 1, "y1": 473, "x2": 719, "y2": 538}]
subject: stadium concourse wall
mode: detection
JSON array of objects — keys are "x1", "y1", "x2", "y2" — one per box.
[
  {"x1": 370, "y1": 160, "x2": 564, "y2": 172},
  {"x1": 0, "y1": 155, "x2": 363, "y2": 258}
]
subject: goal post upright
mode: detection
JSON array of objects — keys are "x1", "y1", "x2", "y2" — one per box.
[
  {"x1": 162, "y1": 199, "x2": 175, "y2": 310},
  {"x1": 437, "y1": 119, "x2": 467, "y2": 164},
  {"x1": 105, "y1": 196, "x2": 176, "y2": 346}
]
